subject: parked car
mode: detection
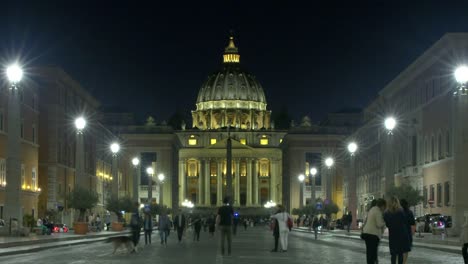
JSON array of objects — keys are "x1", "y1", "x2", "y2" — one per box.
[
  {"x1": 52, "y1": 223, "x2": 69, "y2": 233},
  {"x1": 416, "y1": 214, "x2": 452, "y2": 232}
]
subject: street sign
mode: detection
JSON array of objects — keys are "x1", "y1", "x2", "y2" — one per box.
[{"x1": 316, "y1": 202, "x2": 323, "y2": 210}]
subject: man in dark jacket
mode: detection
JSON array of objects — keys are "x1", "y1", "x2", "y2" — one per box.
[
  {"x1": 271, "y1": 212, "x2": 280, "y2": 252},
  {"x1": 130, "y1": 202, "x2": 141, "y2": 251},
  {"x1": 346, "y1": 211, "x2": 353, "y2": 232},
  {"x1": 174, "y1": 210, "x2": 186, "y2": 243},
  {"x1": 217, "y1": 197, "x2": 234, "y2": 256}
]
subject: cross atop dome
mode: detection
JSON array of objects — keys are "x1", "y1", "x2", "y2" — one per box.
[{"x1": 223, "y1": 34, "x2": 240, "y2": 63}]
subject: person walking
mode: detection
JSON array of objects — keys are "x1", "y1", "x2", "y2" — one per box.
[
  {"x1": 208, "y1": 215, "x2": 216, "y2": 237},
  {"x1": 460, "y1": 222, "x2": 468, "y2": 264},
  {"x1": 346, "y1": 211, "x2": 353, "y2": 233},
  {"x1": 361, "y1": 198, "x2": 386, "y2": 264},
  {"x1": 158, "y1": 210, "x2": 171, "y2": 246},
  {"x1": 243, "y1": 218, "x2": 248, "y2": 231},
  {"x1": 130, "y1": 202, "x2": 141, "y2": 252},
  {"x1": 217, "y1": 197, "x2": 234, "y2": 256},
  {"x1": 312, "y1": 216, "x2": 319, "y2": 240},
  {"x1": 384, "y1": 196, "x2": 411, "y2": 264},
  {"x1": 95, "y1": 214, "x2": 102, "y2": 232},
  {"x1": 271, "y1": 204, "x2": 292, "y2": 252},
  {"x1": 271, "y1": 209, "x2": 280, "y2": 252},
  {"x1": 193, "y1": 215, "x2": 202, "y2": 241},
  {"x1": 174, "y1": 210, "x2": 186, "y2": 243},
  {"x1": 143, "y1": 212, "x2": 153, "y2": 245},
  {"x1": 400, "y1": 199, "x2": 416, "y2": 264},
  {"x1": 105, "y1": 211, "x2": 111, "y2": 231}
]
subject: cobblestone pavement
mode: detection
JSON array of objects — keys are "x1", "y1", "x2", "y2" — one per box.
[{"x1": 0, "y1": 226, "x2": 464, "y2": 264}]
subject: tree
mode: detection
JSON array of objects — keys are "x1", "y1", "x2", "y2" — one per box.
[
  {"x1": 105, "y1": 196, "x2": 134, "y2": 222},
  {"x1": 322, "y1": 201, "x2": 339, "y2": 218},
  {"x1": 68, "y1": 186, "x2": 99, "y2": 222},
  {"x1": 386, "y1": 184, "x2": 423, "y2": 207},
  {"x1": 149, "y1": 203, "x2": 171, "y2": 216}
]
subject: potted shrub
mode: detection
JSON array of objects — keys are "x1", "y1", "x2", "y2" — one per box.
[
  {"x1": 68, "y1": 186, "x2": 99, "y2": 234},
  {"x1": 105, "y1": 196, "x2": 133, "y2": 231}
]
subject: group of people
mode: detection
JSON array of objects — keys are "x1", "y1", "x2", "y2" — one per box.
[{"x1": 361, "y1": 196, "x2": 416, "y2": 264}]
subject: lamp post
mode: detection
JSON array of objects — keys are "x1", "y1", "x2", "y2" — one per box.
[
  {"x1": 110, "y1": 142, "x2": 120, "y2": 198},
  {"x1": 298, "y1": 174, "x2": 305, "y2": 208},
  {"x1": 146, "y1": 167, "x2": 154, "y2": 205},
  {"x1": 310, "y1": 167, "x2": 317, "y2": 204},
  {"x1": 452, "y1": 65, "x2": 468, "y2": 233},
  {"x1": 347, "y1": 142, "x2": 358, "y2": 229},
  {"x1": 383, "y1": 117, "x2": 396, "y2": 194},
  {"x1": 4, "y1": 63, "x2": 24, "y2": 228},
  {"x1": 324, "y1": 157, "x2": 334, "y2": 202},
  {"x1": 74, "y1": 117, "x2": 86, "y2": 188},
  {"x1": 158, "y1": 173, "x2": 165, "y2": 206},
  {"x1": 131, "y1": 157, "x2": 140, "y2": 203}
]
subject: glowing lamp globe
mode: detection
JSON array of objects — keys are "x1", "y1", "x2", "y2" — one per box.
[
  {"x1": 74, "y1": 117, "x2": 86, "y2": 131},
  {"x1": 6, "y1": 64, "x2": 23, "y2": 83},
  {"x1": 455, "y1": 65, "x2": 468, "y2": 84},
  {"x1": 325, "y1": 157, "x2": 334, "y2": 168},
  {"x1": 132, "y1": 157, "x2": 140, "y2": 166},
  {"x1": 310, "y1": 167, "x2": 318, "y2": 176},
  {"x1": 298, "y1": 174, "x2": 305, "y2": 182},
  {"x1": 146, "y1": 167, "x2": 154, "y2": 175},
  {"x1": 347, "y1": 142, "x2": 358, "y2": 154},
  {"x1": 384, "y1": 117, "x2": 396, "y2": 131},
  {"x1": 158, "y1": 173, "x2": 165, "y2": 182},
  {"x1": 110, "y1": 143, "x2": 120, "y2": 154}
]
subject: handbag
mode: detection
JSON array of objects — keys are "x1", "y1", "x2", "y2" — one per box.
[{"x1": 286, "y1": 214, "x2": 293, "y2": 231}]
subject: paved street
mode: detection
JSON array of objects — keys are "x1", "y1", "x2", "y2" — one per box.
[{"x1": 0, "y1": 227, "x2": 464, "y2": 264}]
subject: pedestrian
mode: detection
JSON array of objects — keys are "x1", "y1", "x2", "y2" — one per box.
[
  {"x1": 130, "y1": 202, "x2": 141, "y2": 252},
  {"x1": 271, "y1": 208, "x2": 280, "y2": 252},
  {"x1": 193, "y1": 215, "x2": 202, "y2": 241},
  {"x1": 243, "y1": 218, "x2": 248, "y2": 231},
  {"x1": 383, "y1": 196, "x2": 411, "y2": 264},
  {"x1": 174, "y1": 209, "x2": 186, "y2": 243},
  {"x1": 143, "y1": 212, "x2": 153, "y2": 245},
  {"x1": 346, "y1": 211, "x2": 353, "y2": 233},
  {"x1": 271, "y1": 204, "x2": 292, "y2": 252},
  {"x1": 208, "y1": 215, "x2": 216, "y2": 236},
  {"x1": 460, "y1": 222, "x2": 468, "y2": 264},
  {"x1": 400, "y1": 199, "x2": 416, "y2": 264},
  {"x1": 95, "y1": 214, "x2": 101, "y2": 232},
  {"x1": 217, "y1": 196, "x2": 234, "y2": 256},
  {"x1": 105, "y1": 211, "x2": 111, "y2": 231},
  {"x1": 361, "y1": 198, "x2": 386, "y2": 264},
  {"x1": 312, "y1": 216, "x2": 319, "y2": 240},
  {"x1": 158, "y1": 210, "x2": 170, "y2": 246}
]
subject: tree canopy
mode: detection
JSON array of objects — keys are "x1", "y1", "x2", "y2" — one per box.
[
  {"x1": 105, "y1": 196, "x2": 134, "y2": 222},
  {"x1": 386, "y1": 184, "x2": 423, "y2": 208},
  {"x1": 68, "y1": 186, "x2": 99, "y2": 222}
]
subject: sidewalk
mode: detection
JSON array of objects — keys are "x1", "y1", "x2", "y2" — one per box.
[
  {"x1": 293, "y1": 227, "x2": 462, "y2": 254},
  {"x1": 0, "y1": 230, "x2": 131, "y2": 256}
]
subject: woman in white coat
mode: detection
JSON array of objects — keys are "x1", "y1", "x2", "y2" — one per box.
[{"x1": 271, "y1": 205, "x2": 292, "y2": 252}]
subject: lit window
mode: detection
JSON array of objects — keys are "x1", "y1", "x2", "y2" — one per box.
[
  {"x1": 210, "y1": 138, "x2": 217, "y2": 145},
  {"x1": 240, "y1": 138, "x2": 246, "y2": 145},
  {"x1": 188, "y1": 135, "x2": 197, "y2": 146},
  {"x1": 260, "y1": 135, "x2": 268, "y2": 145},
  {"x1": 31, "y1": 168, "x2": 37, "y2": 190},
  {"x1": 279, "y1": 138, "x2": 283, "y2": 143}
]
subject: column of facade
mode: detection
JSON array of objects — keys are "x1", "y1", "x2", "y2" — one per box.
[
  {"x1": 235, "y1": 159, "x2": 240, "y2": 206},
  {"x1": 253, "y1": 159, "x2": 259, "y2": 205},
  {"x1": 178, "y1": 159, "x2": 186, "y2": 206},
  {"x1": 204, "y1": 159, "x2": 211, "y2": 206},
  {"x1": 197, "y1": 159, "x2": 203, "y2": 205},
  {"x1": 270, "y1": 159, "x2": 278, "y2": 203},
  {"x1": 217, "y1": 160, "x2": 223, "y2": 206},
  {"x1": 246, "y1": 159, "x2": 252, "y2": 206}
]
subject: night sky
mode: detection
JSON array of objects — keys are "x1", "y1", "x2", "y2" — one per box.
[{"x1": 2, "y1": 1, "x2": 468, "y2": 123}]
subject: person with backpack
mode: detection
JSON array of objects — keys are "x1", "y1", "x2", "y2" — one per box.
[{"x1": 271, "y1": 204, "x2": 292, "y2": 252}]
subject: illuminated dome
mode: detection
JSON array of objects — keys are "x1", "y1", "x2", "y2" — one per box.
[{"x1": 192, "y1": 36, "x2": 271, "y2": 130}]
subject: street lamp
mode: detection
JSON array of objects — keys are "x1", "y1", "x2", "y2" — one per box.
[
  {"x1": 298, "y1": 174, "x2": 305, "y2": 208},
  {"x1": 454, "y1": 65, "x2": 468, "y2": 95},
  {"x1": 157, "y1": 173, "x2": 165, "y2": 205},
  {"x1": 131, "y1": 157, "x2": 140, "y2": 203},
  {"x1": 384, "y1": 117, "x2": 396, "y2": 134},
  {"x1": 347, "y1": 142, "x2": 358, "y2": 156},
  {"x1": 325, "y1": 157, "x2": 334, "y2": 168},
  {"x1": 347, "y1": 142, "x2": 358, "y2": 230},
  {"x1": 74, "y1": 117, "x2": 87, "y2": 188},
  {"x1": 324, "y1": 157, "x2": 334, "y2": 203},
  {"x1": 110, "y1": 142, "x2": 120, "y2": 197},
  {"x1": 4, "y1": 63, "x2": 24, "y2": 228},
  {"x1": 310, "y1": 167, "x2": 317, "y2": 203},
  {"x1": 146, "y1": 167, "x2": 154, "y2": 204}
]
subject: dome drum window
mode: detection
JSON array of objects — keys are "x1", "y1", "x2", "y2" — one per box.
[{"x1": 188, "y1": 135, "x2": 198, "y2": 146}]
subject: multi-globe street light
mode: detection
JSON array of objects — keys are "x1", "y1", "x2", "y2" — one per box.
[
  {"x1": 384, "y1": 117, "x2": 397, "y2": 134},
  {"x1": 298, "y1": 174, "x2": 305, "y2": 208},
  {"x1": 146, "y1": 167, "x2": 154, "y2": 205},
  {"x1": 4, "y1": 63, "x2": 24, "y2": 228},
  {"x1": 157, "y1": 173, "x2": 165, "y2": 205},
  {"x1": 110, "y1": 142, "x2": 120, "y2": 197},
  {"x1": 347, "y1": 142, "x2": 358, "y2": 229},
  {"x1": 310, "y1": 167, "x2": 317, "y2": 204},
  {"x1": 131, "y1": 157, "x2": 140, "y2": 203},
  {"x1": 324, "y1": 157, "x2": 334, "y2": 203}
]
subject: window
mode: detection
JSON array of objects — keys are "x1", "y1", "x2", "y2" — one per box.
[
  {"x1": 437, "y1": 183, "x2": 442, "y2": 207},
  {"x1": 431, "y1": 136, "x2": 435, "y2": 161},
  {"x1": 260, "y1": 135, "x2": 268, "y2": 145},
  {"x1": 210, "y1": 138, "x2": 217, "y2": 145},
  {"x1": 423, "y1": 186, "x2": 428, "y2": 208},
  {"x1": 21, "y1": 164, "x2": 25, "y2": 188},
  {"x1": 429, "y1": 185, "x2": 435, "y2": 204},
  {"x1": 438, "y1": 133, "x2": 443, "y2": 159},
  {"x1": 240, "y1": 138, "x2": 246, "y2": 145},
  {"x1": 444, "y1": 181, "x2": 450, "y2": 206},
  {"x1": 188, "y1": 135, "x2": 197, "y2": 146},
  {"x1": 31, "y1": 168, "x2": 37, "y2": 190},
  {"x1": 0, "y1": 159, "x2": 5, "y2": 186}
]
